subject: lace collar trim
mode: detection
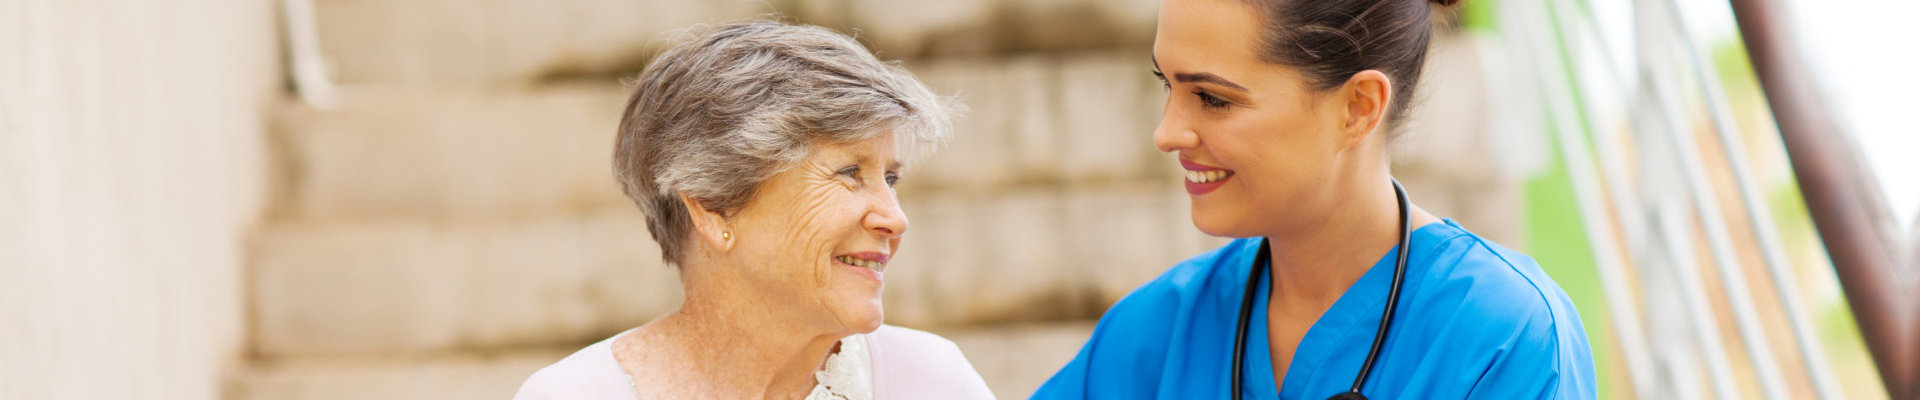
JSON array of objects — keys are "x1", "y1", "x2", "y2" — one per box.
[{"x1": 805, "y1": 334, "x2": 872, "y2": 400}]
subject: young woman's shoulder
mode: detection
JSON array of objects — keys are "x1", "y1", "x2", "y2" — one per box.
[
  {"x1": 1420, "y1": 225, "x2": 1579, "y2": 331},
  {"x1": 867, "y1": 324, "x2": 996, "y2": 399},
  {"x1": 1410, "y1": 222, "x2": 1595, "y2": 398}
]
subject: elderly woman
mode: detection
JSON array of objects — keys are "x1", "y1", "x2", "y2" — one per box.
[{"x1": 513, "y1": 20, "x2": 993, "y2": 399}]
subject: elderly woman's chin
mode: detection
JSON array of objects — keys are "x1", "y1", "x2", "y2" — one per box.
[
  {"x1": 828, "y1": 291, "x2": 885, "y2": 334},
  {"x1": 831, "y1": 262, "x2": 888, "y2": 332},
  {"x1": 819, "y1": 260, "x2": 886, "y2": 333}
]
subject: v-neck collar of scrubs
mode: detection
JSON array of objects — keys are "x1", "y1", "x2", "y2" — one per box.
[{"x1": 1239, "y1": 220, "x2": 1462, "y2": 400}]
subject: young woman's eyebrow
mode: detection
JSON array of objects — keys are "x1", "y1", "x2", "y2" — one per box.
[
  {"x1": 1176, "y1": 72, "x2": 1247, "y2": 92},
  {"x1": 1150, "y1": 56, "x2": 1248, "y2": 91}
]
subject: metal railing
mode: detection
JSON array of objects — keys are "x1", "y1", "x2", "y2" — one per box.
[{"x1": 1491, "y1": 0, "x2": 1849, "y2": 398}]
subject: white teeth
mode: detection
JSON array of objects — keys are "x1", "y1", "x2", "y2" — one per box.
[
  {"x1": 835, "y1": 256, "x2": 886, "y2": 272},
  {"x1": 1185, "y1": 170, "x2": 1231, "y2": 183}
]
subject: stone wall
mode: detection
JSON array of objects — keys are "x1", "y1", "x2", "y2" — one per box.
[{"x1": 0, "y1": 1, "x2": 280, "y2": 399}]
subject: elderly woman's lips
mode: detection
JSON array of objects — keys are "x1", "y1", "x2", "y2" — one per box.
[
  {"x1": 833, "y1": 252, "x2": 889, "y2": 272},
  {"x1": 834, "y1": 254, "x2": 886, "y2": 283}
]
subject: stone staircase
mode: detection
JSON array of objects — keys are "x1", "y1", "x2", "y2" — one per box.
[{"x1": 228, "y1": 1, "x2": 1505, "y2": 398}]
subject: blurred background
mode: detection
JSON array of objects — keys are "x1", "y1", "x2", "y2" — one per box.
[{"x1": 2, "y1": 0, "x2": 1912, "y2": 399}]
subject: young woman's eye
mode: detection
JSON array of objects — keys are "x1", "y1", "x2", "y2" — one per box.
[
  {"x1": 1152, "y1": 70, "x2": 1170, "y2": 90},
  {"x1": 1193, "y1": 90, "x2": 1230, "y2": 109},
  {"x1": 884, "y1": 171, "x2": 900, "y2": 187}
]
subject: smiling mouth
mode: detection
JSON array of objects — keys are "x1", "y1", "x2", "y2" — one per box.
[
  {"x1": 1184, "y1": 169, "x2": 1233, "y2": 183},
  {"x1": 834, "y1": 255, "x2": 886, "y2": 272}
]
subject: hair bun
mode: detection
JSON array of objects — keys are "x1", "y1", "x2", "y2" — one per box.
[{"x1": 1430, "y1": 0, "x2": 1461, "y2": 6}]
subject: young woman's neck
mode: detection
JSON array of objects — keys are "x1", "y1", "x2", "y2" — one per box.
[
  {"x1": 1263, "y1": 168, "x2": 1408, "y2": 307},
  {"x1": 642, "y1": 262, "x2": 847, "y2": 398}
]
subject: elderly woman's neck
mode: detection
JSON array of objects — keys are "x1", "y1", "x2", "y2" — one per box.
[{"x1": 623, "y1": 280, "x2": 846, "y2": 398}]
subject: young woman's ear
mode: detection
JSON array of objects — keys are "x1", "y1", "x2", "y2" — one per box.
[
  {"x1": 679, "y1": 193, "x2": 734, "y2": 254},
  {"x1": 1340, "y1": 70, "x2": 1393, "y2": 147}
]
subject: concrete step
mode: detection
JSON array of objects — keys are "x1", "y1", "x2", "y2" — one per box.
[
  {"x1": 224, "y1": 349, "x2": 565, "y2": 400},
  {"x1": 248, "y1": 211, "x2": 682, "y2": 358},
  {"x1": 883, "y1": 184, "x2": 1228, "y2": 327},
  {"x1": 310, "y1": 0, "x2": 771, "y2": 85},
  {"x1": 225, "y1": 321, "x2": 1094, "y2": 400},
  {"x1": 903, "y1": 50, "x2": 1172, "y2": 194},
  {"x1": 310, "y1": 0, "x2": 1159, "y2": 85},
  {"x1": 1393, "y1": 33, "x2": 1521, "y2": 246},
  {"x1": 248, "y1": 184, "x2": 1222, "y2": 357},
  {"x1": 274, "y1": 50, "x2": 1172, "y2": 221},
  {"x1": 798, "y1": 0, "x2": 1159, "y2": 59},
  {"x1": 271, "y1": 83, "x2": 634, "y2": 222}
]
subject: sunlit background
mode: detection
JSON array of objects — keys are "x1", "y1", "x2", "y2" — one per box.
[{"x1": 2, "y1": 0, "x2": 1912, "y2": 399}]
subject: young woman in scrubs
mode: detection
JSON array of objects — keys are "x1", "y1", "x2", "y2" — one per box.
[{"x1": 1032, "y1": 0, "x2": 1597, "y2": 398}]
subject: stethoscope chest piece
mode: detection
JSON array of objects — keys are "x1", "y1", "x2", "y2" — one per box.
[{"x1": 1325, "y1": 391, "x2": 1369, "y2": 400}]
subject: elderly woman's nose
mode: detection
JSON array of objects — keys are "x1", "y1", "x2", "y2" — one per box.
[{"x1": 864, "y1": 195, "x2": 909, "y2": 238}]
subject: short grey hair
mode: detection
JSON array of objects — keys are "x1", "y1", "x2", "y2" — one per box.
[{"x1": 614, "y1": 19, "x2": 955, "y2": 266}]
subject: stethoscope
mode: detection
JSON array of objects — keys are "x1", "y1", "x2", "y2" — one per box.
[{"x1": 1230, "y1": 179, "x2": 1412, "y2": 400}]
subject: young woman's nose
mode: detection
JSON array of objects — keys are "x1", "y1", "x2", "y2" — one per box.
[{"x1": 1153, "y1": 106, "x2": 1199, "y2": 153}]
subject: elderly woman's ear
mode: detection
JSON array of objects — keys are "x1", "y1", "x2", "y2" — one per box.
[{"x1": 679, "y1": 192, "x2": 734, "y2": 254}]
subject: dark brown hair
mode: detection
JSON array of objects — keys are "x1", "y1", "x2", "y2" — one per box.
[{"x1": 1240, "y1": 0, "x2": 1461, "y2": 139}]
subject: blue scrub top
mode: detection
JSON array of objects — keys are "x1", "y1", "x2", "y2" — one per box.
[{"x1": 1033, "y1": 220, "x2": 1596, "y2": 399}]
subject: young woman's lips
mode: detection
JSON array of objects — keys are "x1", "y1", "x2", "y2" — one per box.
[{"x1": 1180, "y1": 160, "x2": 1234, "y2": 195}]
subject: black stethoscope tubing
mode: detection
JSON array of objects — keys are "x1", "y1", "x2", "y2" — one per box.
[{"x1": 1230, "y1": 179, "x2": 1413, "y2": 400}]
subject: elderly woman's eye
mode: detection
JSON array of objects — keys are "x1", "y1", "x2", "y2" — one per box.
[
  {"x1": 884, "y1": 172, "x2": 900, "y2": 187},
  {"x1": 836, "y1": 165, "x2": 867, "y2": 187}
]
